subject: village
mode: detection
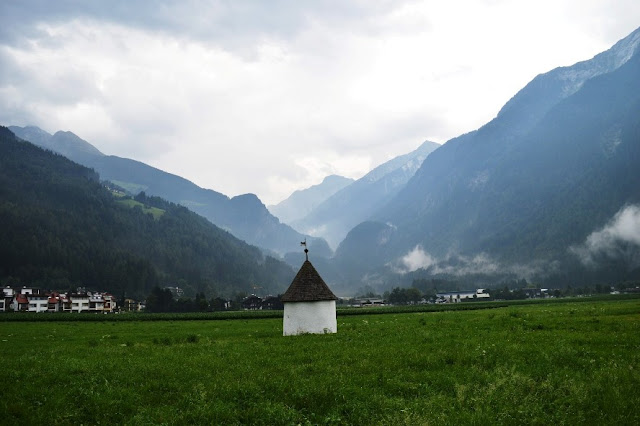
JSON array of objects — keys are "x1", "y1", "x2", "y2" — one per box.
[
  {"x1": 1, "y1": 285, "x2": 124, "y2": 313},
  {"x1": 0, "y1": 283, "x2": 547, "y2": 314},
  {"x1": 4, "y1": 279, "x2": 626, "y2": 315}
]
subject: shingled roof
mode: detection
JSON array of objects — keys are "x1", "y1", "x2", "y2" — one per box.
[{"x1": 281, "y1": 260, "x2": 338, "y2": 302}]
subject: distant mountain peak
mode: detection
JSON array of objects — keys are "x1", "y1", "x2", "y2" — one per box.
[
  {"x1": 361, "y1": 141, "x2": 439, "y2": 184},
  {"x1": 231, "y1": 193, "x2": 264, "y2": 207},
  {"x1": 322, "y1": 174, "x2": 351, "y2": 184},
  {"x1": 497, "y1": 26, "x2": 640, "y2": 133},
  {"x1": 51, "y1": 130, "x2": 104, "y2": 157},
  {"x1": 609, "y1": 25, "x2": 640, "y2": 64},
  {"x1": 10, "y1": 125, "x2": 104, "y2": 158},
  {"x1": 291, "y1": 140, "x2": 439, "y2": 248},
  {"x1": 268, "y1": 175, "x2": 354, "y2": 225},
  {"x1": 23, "y1": 125, "x2": 51, "y2": 135},
  {"x1": 9, "y1": 125, "x2": 52, "y2": 147}
]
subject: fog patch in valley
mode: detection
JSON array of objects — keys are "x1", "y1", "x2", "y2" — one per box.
[
  {"x1": 392, "y1": 245, "x2": 553, "y2": 280},
  {"x1": 570, "y1": 204, "x2": 640, "y2": 268}
]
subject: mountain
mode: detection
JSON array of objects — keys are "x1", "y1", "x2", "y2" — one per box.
[
  {"x1": 336, "y1": 26, "x2": 640, "y2": 287},
  {"x1": 9, "y1": 126, "x2": 323, "y2": 255},
  {"x1": 291, "y1": 140, "x2": 439, "y2": 248},
  {"x1": 268, "y1": 175, "x2": 354, "y2": 225},
  {"x1": 0, "y1": 126, "x2": 294, "y2": 298}
]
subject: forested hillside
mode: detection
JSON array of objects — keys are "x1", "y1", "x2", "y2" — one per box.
[
  {"x1": 9, "y1": 126, "x2": 323, "y2": 256},
  {"x1": 332, "y1": 26, "x2": 640, "y2": 289},
  {"x1": 0, "y1": 127, "x2": 294, "y2": 299}
]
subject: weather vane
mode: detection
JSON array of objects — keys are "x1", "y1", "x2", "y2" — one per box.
[{"x1": 300, "y1": 239, "x2": 308, "y2": 260}]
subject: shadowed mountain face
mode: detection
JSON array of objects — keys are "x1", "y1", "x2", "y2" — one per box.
[
  {"x1": 9, "y1": 126, "x2": 325, "y2": 255},
  {"x1": 334, "y1": 26, "x2": 640, "y2": 286},
  {"x1": 290, "y1": 140, "x2": 439, "y2": 248}
]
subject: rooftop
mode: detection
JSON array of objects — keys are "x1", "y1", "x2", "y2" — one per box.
[{"x1": 281, "y1": 260, "x2": 337, "y2": 303}]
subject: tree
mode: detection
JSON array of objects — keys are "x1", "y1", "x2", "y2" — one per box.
[
  {"x1": 406, "y1": 287, "x2": 422, "y2": 304},
  {"x1": 146, "y1": 286, "x2": 174, "y2": 312},
  {"x1": 195, "y1": 292, "x2": 209, "y2": 311}
]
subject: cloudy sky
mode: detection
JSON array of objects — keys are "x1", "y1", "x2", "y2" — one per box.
[{"x1": 1, "y1": 1, "x2": 639, "y2": 204}]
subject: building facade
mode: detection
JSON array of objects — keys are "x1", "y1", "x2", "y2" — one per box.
[{"x1": 281, "y1": 258, "x2": 338, "y2": 336}]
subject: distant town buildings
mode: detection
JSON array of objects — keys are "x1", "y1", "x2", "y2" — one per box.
[
  {"x1": 123, "y1": 298, "x2": 145, "y2": 312},
  {"x1": 165, "y1": 286, "x2": 184, "y2": 298},
  {"x1": 241, "y1": 294, "x2": 283, "y2": 311},
  {"x1": 435, "y1": 289, "x2": 491, "y2": 303},
  {"x1": 352, "y1": 298, "x2": 385, "y2": 307},
  {"x1": 1, "y1": 286, "x2": 118, "y2": 313}
]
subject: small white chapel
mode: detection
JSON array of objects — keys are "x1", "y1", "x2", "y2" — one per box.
[{"x1": 281, "y1": 244, "x2": 338, "y2": 336}]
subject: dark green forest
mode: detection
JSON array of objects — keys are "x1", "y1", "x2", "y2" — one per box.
[{"x1": 0, "y1": 127, "x2": 294, "y2": 299}]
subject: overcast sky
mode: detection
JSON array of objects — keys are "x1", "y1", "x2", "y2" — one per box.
[{"x1": 1, "y1": 1, "x2": 639, "y2": 204}]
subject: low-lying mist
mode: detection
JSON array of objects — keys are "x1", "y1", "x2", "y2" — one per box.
[{"x1": 570, "y1": 204, "x2": 640, "y2": 269}]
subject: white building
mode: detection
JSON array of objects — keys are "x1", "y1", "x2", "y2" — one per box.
[
  {"x1": 281, "y1": 254, "x2": 338, "y2": 336},
  {"x1": 0, "y1": 286, "x2": 14, "y2": 312},
  {"x1": 102, "y1": 294, "x2": 117, "y2": 313},
  {"x1": 27, "y1": 294, "x2": 49, "y2": 313},
  {"x1": 89, "y1": 293, "x2": 105, "y2": 312},
  {"x1": 70, "y1": 293, "x2": 90, "y2": 312},
  {"x1": 19, "y1": 286, "x2": 35, "y2": 295},
  {"x1": 0, "y1": 288, "x2": 117, "y2": 313},
  {"x1": 436, "y1": 289, "x2": 491, "y2": 303}
]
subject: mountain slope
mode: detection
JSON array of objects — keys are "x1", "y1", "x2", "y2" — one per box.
[
  {"x1": 0, "y1": 126, "x2": 294, "y2": 298},
  {"x1": 9, "y1": 126, "x2": 321, "y2": 255},
  {"x1": 268, "y1": 175, "x2": 354, "y2": 225},
  {"x1": 336, "y1": 26, "x2": 640, "y2": 285},
  {"x1": 292, "y1": 140, "x2": 439, "y2": 248}
]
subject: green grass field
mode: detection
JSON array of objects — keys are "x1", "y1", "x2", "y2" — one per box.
[
  {"x1": 117, "y1": 198, "x2": 165, "y2": 220},
  {"x1": 1, "y1": 298, "x2": 639, "y2": 425}
]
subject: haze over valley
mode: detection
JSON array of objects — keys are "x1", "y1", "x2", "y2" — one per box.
[{"x1": 2, "y1": 2, "x2": 640, "y2": 298}]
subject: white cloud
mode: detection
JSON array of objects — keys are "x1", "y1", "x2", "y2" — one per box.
[
  {"x1": 1, "y1": 1, "x2": 640, "y2": 203},
  {"x1": 570, "y1": 205, "x2": 640, "y2": 268},
  {"x1": 397, "y1": 245, "x2": 437, "y2": 273},
  {"x1": 393, "y1": 246, "x2": 555, "y2": 278}
]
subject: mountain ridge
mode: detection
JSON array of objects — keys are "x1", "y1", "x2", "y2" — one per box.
[
  {"x1": 9, "y1": 125, "x2": 323, "y2": 255},
  {"x1": 0, "y1": 126, "x2": 295, "y2": 298},
  {"x1": 268, "y1": 174, "x2": 354, "y2": 225},
  {"x1": 291, "y1": 140, "x2": 439, "y2": 248},
  {"x1": 333, "y1": 25, "x2": 640, "y2": 288}
]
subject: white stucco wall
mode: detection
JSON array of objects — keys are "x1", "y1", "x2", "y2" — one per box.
[{"x1": 283, "y1": 300, "x2": 337, "y2": 336}]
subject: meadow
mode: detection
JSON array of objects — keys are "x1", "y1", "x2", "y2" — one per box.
[{"x1": 1, "y1": 298, "x2": 639, "y2": 425}]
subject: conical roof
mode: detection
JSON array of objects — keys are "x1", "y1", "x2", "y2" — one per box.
[{"x1": 281, "y1": 260, "x2": 338, "y2": 302}]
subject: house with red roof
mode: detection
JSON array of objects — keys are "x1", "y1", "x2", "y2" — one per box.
[
  {"x1": 0, "y1": 287, "x2": 118, "y2": 314},
  {"x1": 48, "y1": 293, "x2": 62, "y2": 312},
  {"x1": 13, "y1": 293, "x2": 29, "y2": 312}
]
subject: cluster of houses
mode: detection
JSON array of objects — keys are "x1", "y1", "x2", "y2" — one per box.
[
  {"x1": 348, "y1": 289, "x2": 492, "y2": 307},
  {"x1": 434, "y1": 288, "x2": 491, "y2": 303},
  {"x1": 1, "y1": 286, "x2": 119, "y2": 313},
  {"x1": 241, "y1": 294, "x2": 283, "y2": 310}
]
